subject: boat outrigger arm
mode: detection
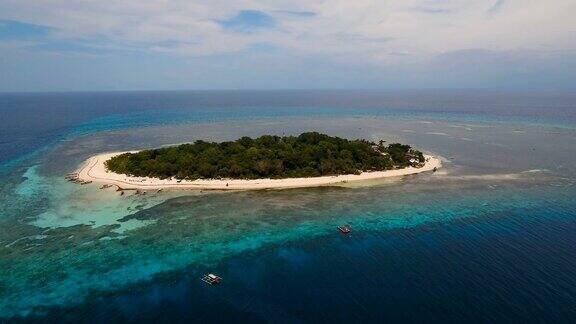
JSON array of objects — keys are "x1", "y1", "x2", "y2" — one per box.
[
  {"x1": 338, "y1": 225, "x2": 351, "y2": 234},
  {"x1": 201, "y1": 273, "x2": 222, "y2": 285}
]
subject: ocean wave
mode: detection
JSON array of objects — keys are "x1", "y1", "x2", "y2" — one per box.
[{"x1": 426, "y1": 132, "x2": 450, "y2": 136}]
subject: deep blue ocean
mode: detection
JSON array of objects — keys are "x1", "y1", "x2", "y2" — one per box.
[{"x1": 0, "y1": 90, "x2": 575, "y2": 323}]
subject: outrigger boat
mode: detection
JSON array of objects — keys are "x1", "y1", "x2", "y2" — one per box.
[
  {"x1": 338, "y1": 225, "x2": 351, "y2": 234},
  {"x1": 65, "y1": 174, "x2": 78, "y2": 181},
  {"x1": 201, "y1": 273, "x2": 222, "y2": 285}
]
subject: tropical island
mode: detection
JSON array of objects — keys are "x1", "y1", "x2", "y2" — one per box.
[{"x1": 76, "y1": 132, "x2": 441, "y2": 191}]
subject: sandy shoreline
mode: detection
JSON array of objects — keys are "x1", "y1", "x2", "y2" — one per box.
[{"x1": 76, "y1": 152, "x2": 442, "y2": 190}]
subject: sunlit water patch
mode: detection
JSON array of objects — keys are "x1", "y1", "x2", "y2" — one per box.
[{"x1": 13, "y1": 165, "x2": 182, "y2": 233}]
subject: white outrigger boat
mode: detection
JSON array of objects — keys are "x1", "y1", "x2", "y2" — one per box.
[{"x1": 201, "y1": 273, "x2": 222, "y2": 285}]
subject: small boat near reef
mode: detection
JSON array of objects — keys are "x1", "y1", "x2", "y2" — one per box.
[
  {"x1": 201, "y1": 273, "x2": 222, "y2": 285},
  {"x1": 338, "y1": 225, "x2": 351, "y2": 234}
]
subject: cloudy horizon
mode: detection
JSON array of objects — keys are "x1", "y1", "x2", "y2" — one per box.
[{"x1": 1, "y1": 0, "x2": 575, "y2": 92}]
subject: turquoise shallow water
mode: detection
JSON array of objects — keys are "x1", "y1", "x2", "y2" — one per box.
[{"x1": 1, "y1": 91, "x2": 576, "y2": 322}]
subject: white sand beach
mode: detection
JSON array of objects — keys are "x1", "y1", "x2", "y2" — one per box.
[{"x1": 76, "y1": 152, "x2": 442, "y2": 191}]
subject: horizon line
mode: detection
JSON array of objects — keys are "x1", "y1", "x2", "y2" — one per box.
[{"x1": 2, "y1": 87, "x2": 576, "y2": 95}]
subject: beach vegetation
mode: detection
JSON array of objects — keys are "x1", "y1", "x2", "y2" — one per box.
[{"x1": 105, "y1": 132, "x2": 425, "y2": 180}]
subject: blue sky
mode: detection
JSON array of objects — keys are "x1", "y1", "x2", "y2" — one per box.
[
  {"x1": 219, "y1": 10, "x2": 276, "y2": 31},
  {"x1": 0, "y1": 1, "x2": 575, "y2": 92}
]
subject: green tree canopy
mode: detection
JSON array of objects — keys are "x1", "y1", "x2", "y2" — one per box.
[{"x1": 105, "y1": 132, "x2": 425, "y2": 180}]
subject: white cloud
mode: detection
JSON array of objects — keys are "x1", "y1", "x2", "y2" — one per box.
[{"x1": 1, "y1": 0, "x2": 575, "y2": 67}]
